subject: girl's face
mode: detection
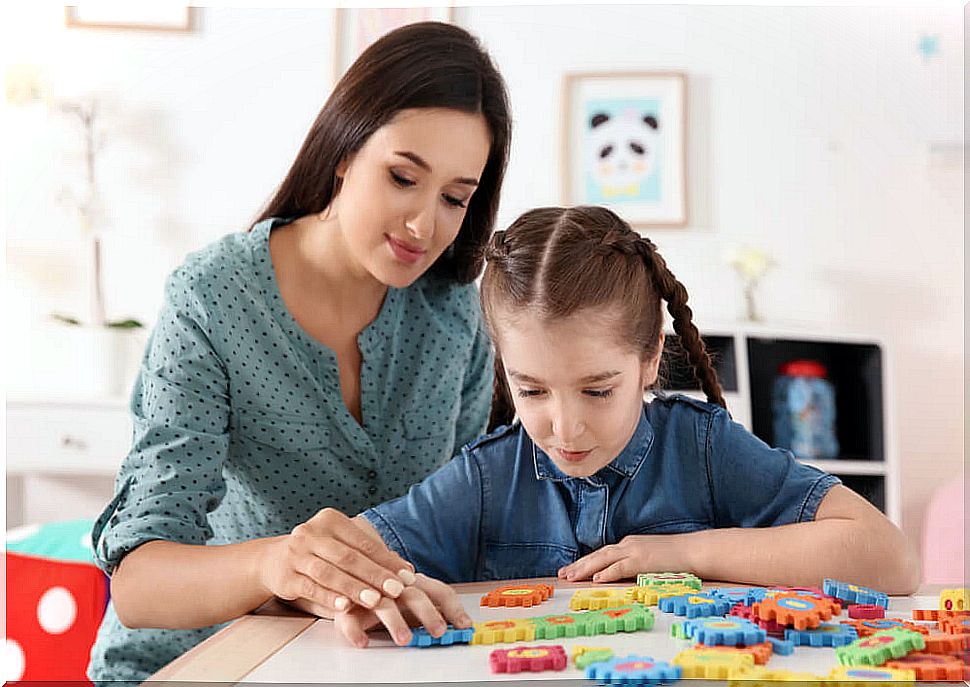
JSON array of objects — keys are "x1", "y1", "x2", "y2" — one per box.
[
  {"x1": 329, "y1": 108, "x2": 491, "y2": 288},
  {"x1": 496, "y1": 309, "x2": 663, "y2": 479}
]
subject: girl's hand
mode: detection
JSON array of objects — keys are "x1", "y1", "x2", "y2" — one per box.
[
  {"x1": 557, "y1": 534, "x2": 692, "y2": 583},
  {"x1": 334, "y1": 573, "x2": 472, "y2": 648},
  {"x1": 258, "y1": 508, "x2": 417, "y2": 615}
]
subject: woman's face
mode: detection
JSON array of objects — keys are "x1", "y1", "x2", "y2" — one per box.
[{"x1": 330, "y1": 108, "x2": 491, "y2": 288}]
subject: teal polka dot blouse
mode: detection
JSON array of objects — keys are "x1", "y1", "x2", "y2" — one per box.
[{"x1": 87, "y1": 217, "x2": 494, "y2": 683}]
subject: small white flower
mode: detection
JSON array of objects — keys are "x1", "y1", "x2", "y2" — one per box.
[{"x1": 723, "y1": 245, "x2": 775, "y2": 282}]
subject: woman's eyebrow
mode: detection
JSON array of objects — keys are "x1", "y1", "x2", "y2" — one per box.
[{"x1": 393, "y1": 151, "x2": 479, "y2": 186}]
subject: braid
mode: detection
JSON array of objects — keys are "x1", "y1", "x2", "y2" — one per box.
[
  {"x1": 487, "y1": 352, "x2": 515, "y2": 431},
  {"x1": 634, "y1": 240, "x2": 727, "y2": 410}
]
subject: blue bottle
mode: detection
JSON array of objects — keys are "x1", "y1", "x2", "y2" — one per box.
[{"x1": 772, "y1": 360, "x2": 839, "y2": 459}]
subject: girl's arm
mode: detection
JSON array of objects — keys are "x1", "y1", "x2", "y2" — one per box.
[{"x1": 560, "y1": 484, "x2": 921, "y2": 593}]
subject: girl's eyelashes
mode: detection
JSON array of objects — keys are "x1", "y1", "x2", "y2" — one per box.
[
  {"x1": 390, "y1": 170, "x2": 469, "y2": 209},
  {"x1": 515, "y1": 388, "x2": 614, "y2": 399}
]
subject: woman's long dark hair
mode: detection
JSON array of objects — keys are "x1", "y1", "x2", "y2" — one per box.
[
  {"x1": 482, "y1": 206, "x2": 726, "y2": 431},
  {"x1": 255, "y1": 22, "x2": 511, "y2": 284}
]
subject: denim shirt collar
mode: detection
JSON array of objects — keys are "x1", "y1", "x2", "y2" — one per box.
[{"x1": 529, "y1": 404, "x2": 654, "y2": 482}]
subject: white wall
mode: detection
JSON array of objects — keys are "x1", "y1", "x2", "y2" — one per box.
[{"x1": 5, "y1": 6, "x2": 963, "y2": 555}]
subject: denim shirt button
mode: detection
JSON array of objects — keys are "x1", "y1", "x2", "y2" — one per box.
[
  {"x1": 367, "y1": 470, "x2": 378, "y2": 480},
  {"x1": 367, "y1": 485, "x2": 378, "y2": 496}
]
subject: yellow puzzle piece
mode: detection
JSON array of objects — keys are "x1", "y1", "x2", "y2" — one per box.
[
  {"x1": 940, "y1": 588, "x2": 969, "y2": 612},
  {"x1": 569, "y1": 588, "x2": 631, "y2": 611},
  {"x1": 625, "y1": 582, "x2": 698, "y2": 606},
  {"x1": 673, "y1": 649, "x2": 754, "y2": 678},
  {"x1": 469, "y1": 618, "x2": 535, "y2": 645}
]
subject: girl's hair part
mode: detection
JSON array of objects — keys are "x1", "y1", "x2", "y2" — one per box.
[
  {"x1": 255, "y1": 22, "x2": 511, "y2": 284},
  {"x1": 481, "y1": 206, "x2": 725, "y2": 431}
]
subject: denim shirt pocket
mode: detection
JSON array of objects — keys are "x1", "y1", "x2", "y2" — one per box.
[
  {"x1": 232, "y1": 408, "x2": 331, "y2": 452},
  {"x1": 482, "y1": 542, "x2": 578, "y2": 581}
]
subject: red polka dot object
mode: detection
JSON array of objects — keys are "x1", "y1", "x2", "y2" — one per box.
[{"x1": 848, "y1": 604, "x2": 886, "y2": 619}]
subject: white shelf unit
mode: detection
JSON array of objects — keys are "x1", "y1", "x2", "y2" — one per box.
[
  {"x1": 661, "y1": 322, "x2": 898, "y2": 525},
  {"x1": 6, "y1": 395, "x2": 131, "y2": 527}
]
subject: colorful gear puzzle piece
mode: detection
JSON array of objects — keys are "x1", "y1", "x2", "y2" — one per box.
[
  {"x1": 637, "y1": 572, "x2": 702, "y2": 590},
  {"x1": 673, "y1": 648, "x2": 754, "y2": 678},
  {"x1": 835, "y1": 628, "x2": 926, "y2": 666},
  {"x1": 785, "y1": 622, "x2": 859, "y2": 647},
  {"x1": 884, "y1": 651, "x2": 965, "y2": 680},
  {"x1": 470, "y1": 618, "x2": 536, "y2": 645},
  {"x1": 570, "y1": 587, "x2": 631, "y2": 611},
  {"x1": 682, "y1": 616, "x2": 767, "y2": 646},
  {"x1": 921, "y1": 631, "x2": 970, "y2": 654},
  {"x1": 573, "y1": 645, "x2": 615, "y2": 670},
  {"x1": 768, "y1": 585, "x2": 839, "y2": 604},
  {"x1": 940, "y1": 588, "x2": 969, "y2": 612},
  {"x1": 658, "y1": 592, "x2": 733, "y2": 619},
  {"x1": 752, "y1": 591, "x2": 838, "y2": 630},
  {"x1": 840, "y1": 617, "x2": 929, "y2": 637},
  {"x1": 691, "y1": 640, "x2": 774, "y2": 664},
  {"x1": 825, "y1": 665, "x2": 916, "y2": 684},
  {"x1": 823, "y1": 578, "x2": 890, "y2": 609},
  {"x1": 480, "y1": 583, "x2": 553, "y2": 608},
  {"x1": 626, "y1": 582, "x2": 698, "y2": 605},
  {"x1": 911, "y1": 608, "x2": 940, "y2": 621},
  {"x1": 406, "y1": 625, "x2": 474, "y2": 647},
  {"x1": 767, "y1": 636, "x2": 795, "y2": 655},
  {"x1": 710, "y1": 586, "x2": 768, "y2": 605},
  {"x1": 587, "y1": 655, "x2": 682, "y2": 685},
  {"x1": 941, "y1": 615, "x2": 970, "y2": 634},
  {"x1": 730, "y1": 601, "x2": 794, "y2": 635},
  {"x1": 533, "y1": 604, "x2": 654, "y2": 639},
  {"x1": 849, "y1": 603, "x2": 886, "y2": 619},
  {"x1": 728, "y1": 666, "x2": 824, "y2": 686},
  {"x1": 488, "y1": 644, "x2": 567, "y2": 673}
]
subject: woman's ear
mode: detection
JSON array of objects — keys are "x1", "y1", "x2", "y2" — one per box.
[{"x1": 641, "y1": 331, "x2": 665, "y2": 388}]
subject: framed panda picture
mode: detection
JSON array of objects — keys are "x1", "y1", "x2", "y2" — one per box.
[{"x1": 562, "y1": 71, "x2": 687, "y2": 227}]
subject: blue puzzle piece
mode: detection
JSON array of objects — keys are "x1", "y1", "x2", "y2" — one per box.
[
  {"x1": 709, "y1": 586, "x2": 768, "y2": 606},
  {"x1": 822, "y1": 578, "x2": 889, "y2": 609},
  {"x1": 682, "y1": 616, "x2": 767, "y2": 646},
  {"x1": 406, "y1": 625, "x2": 474, "y2": 647},
  {"x1": 785, "y1": 623, "x2": 859, "y2": 648},
  {"x1": 658, "y1": 593, "x2": 733, "y2": 619},
  {"x1": 767, "y1": 636, "x2": 795, "y2": 655},
  {"x1": 586, "y1": 655, "x2": 682, "y2": 686}
]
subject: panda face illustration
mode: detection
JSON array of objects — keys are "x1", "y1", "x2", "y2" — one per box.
[{"x1": 587, "y1": 108, "x2": 660, "y2": 198}]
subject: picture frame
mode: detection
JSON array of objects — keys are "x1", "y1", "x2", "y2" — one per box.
[
  {"x1": 64, "y1": 6, "x2": 196, "y2": 33},
  {"x1": 562, "y1": 71, "x2": 688, "y2": 228},
  {"x1": 333, "y1": 7, "x2": 453, "y2": 84}
]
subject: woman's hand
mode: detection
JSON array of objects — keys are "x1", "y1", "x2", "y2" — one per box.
[
  {"x1": 557, "y1": 534, "x2": 692, "y2": 583},
  {"x1": 334, "y1": 573, "x2": 472, "y2": 648},
  {"x1": 258, "y1": 508, "x2": 417, "y2": 615}
]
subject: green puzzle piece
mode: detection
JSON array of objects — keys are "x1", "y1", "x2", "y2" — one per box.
[{"x1": 532, "y1": 604, "x2": 654, "y2": 639}]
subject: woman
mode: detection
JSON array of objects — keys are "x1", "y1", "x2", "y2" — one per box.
[{"x1": 88, "y1": 22, "x2": 511, "y2": 682}]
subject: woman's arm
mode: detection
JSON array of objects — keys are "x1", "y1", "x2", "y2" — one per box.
[
  {"x1": 111, "y1": 508, "x2": 418, "y2": 629},
  {"x1": 560, "y1": 485, "x2": 921, "y2": 594}
]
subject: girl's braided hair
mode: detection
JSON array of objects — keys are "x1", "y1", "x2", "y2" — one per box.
[{"x1": 481, "y1": 206, "x2": 725, "y2": 431}]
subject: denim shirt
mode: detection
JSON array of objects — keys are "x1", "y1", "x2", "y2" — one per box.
[{"x1": 363, "y1": 393, "x2": 841, "y2": 583}]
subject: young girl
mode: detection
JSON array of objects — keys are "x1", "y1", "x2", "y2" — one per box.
[
  {"x1": 332, "y1": 205, "x2": 920, "y2": 648},
  {"x1": 88, "y1": 22, "x2": 510, "y2": 683}
]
